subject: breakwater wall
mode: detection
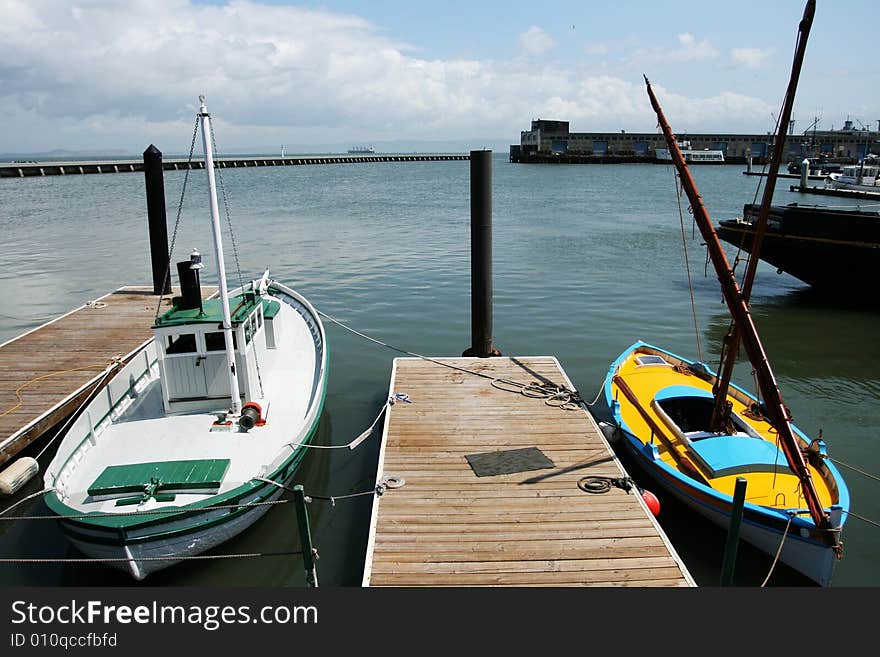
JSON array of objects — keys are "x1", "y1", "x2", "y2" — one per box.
[{"x1": 0, "y1": 153, "x2": 470, "y2": 178}]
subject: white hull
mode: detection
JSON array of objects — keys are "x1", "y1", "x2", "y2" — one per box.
[
  {"x1": 63, "y1": 484, "x2": 285, "y2": 580},
  {"x1": 828, "y1": 179, "x2": 880, "y2": 192}
]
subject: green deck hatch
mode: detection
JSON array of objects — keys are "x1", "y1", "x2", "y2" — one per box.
[
  {"x1": 87, "y1": 459, "x2": 231, "y2": 498},
  {"x1": 262, "y1": 299, "x2": 281, "y2": 319}
]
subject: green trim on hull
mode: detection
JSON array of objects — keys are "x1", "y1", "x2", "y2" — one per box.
[{"x1": 46, "y1": 415, "x2": 319, "y2": 545}]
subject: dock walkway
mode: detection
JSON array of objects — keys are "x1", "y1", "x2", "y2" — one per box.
[
  {"x1": 363, "y1": 356, "x2": 694, "y2": 587},
  {"x1": 0, "y1": 286, "x2": 214, "y2": 466}
]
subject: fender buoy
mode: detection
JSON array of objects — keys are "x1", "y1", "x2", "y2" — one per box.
[{"x1": 641, "y1": 489, "x2": 661, "y2": 517}]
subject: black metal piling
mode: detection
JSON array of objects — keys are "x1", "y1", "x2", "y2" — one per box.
[
  {"x1": 144, "y1": 144, "x2": 171, "y2": 295},
  {"x1": 463, "y1": 150, "x2": 500, "y2": 357},
  {"x1": 720, "y1": 477, "x2": 748, "y2": 586}
]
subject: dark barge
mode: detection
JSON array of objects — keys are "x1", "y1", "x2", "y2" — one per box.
[{"x1": 717, "y1": 203, "x2": 880, "y2": 289}]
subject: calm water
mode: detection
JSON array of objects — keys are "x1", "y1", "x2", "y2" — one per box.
[{"x1": 0, "y1": 155, "x2": 877, "y2": 587}]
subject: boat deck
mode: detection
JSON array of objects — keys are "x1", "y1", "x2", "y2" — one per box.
[
  {"x1": 0, "y1": 286, "x2": 216, "y2": 467},
  {"x1": 363, "y1": 356, "x2": 694, "y2": 587}
]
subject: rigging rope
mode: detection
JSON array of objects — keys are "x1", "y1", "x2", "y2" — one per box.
[
  {"x1": 671, "y1": 169, "x2": 704, "y2": 363},
  {"x1": 208, "y1": 119, "x2": 265, "y2": 399},
  {"x1": 154, "y1": 115, "x2": 200, "y2": 320}
]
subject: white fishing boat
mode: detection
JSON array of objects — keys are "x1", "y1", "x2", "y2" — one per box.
[
  {"x1": 42, "y1": 96, "x2": 328, "y2": 580},
  {"x1": 827, "y1": 162, "x2": 880, "y2": 192}
]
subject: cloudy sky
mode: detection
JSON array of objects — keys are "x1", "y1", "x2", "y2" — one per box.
[{"x1": 1, "y1": 0, "x2": 876, "y2": 154}]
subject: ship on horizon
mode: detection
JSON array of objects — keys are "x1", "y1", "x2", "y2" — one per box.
[{"x1": 348, "y1": 145, "x2": 375, "y2": 154}]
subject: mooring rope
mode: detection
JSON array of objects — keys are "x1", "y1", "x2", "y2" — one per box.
[
  {"x1": 828, "y1": 456, "x2": 880, "y2": 483},
  {"x1": 0, "y1": 488, "x2": 53, "y2": 517},
  {"x1": 577, "y1": 475, "x2": 636, "y2": 495},
  {"x1": 844, "y1": 509, "x2": 880, "y2": 530},
  {"x1": 253, "y1": 476, "x2": 384, "y2": 506},
  {"x1": 278, "y1": 396, "x2": 392, "y2": 453},
  {"x1": 0, "y1": 550, "x2": 302, "y2": 565},
  {"x1": 317, "y1": 309, "x2": 587, "y2": 409},
  {"x1": 0, "y1": 359, "x2": 118, "y2": 421},
  {"x1": 761, "y1": 513, "x2": 794, "y2": 587},
  {"x1": 0, "y1": 498, "x2": 288, "y2": 522}
]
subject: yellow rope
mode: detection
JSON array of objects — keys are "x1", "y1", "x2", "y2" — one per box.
[{"x1": 0, "y1": 361, "x2": 117, "y2": 418}]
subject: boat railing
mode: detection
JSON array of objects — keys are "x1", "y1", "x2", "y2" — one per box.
[{"x1": 48, "y1": 342, "x2": 160, "y2": 493}]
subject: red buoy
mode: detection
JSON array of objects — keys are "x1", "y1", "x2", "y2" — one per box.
[{"x1": 641, "y1": 489, "x2": 661, "y2": 517}]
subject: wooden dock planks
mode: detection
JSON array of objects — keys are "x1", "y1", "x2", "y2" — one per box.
[
  {"x1": 363, "y1": 356, "x2": 694, "y2": 587},
  {"x1": 0, "y1": 286, "x2": 215, "y2": 466}
]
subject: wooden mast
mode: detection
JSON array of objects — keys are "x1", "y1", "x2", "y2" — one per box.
[
  {"x1": 644, "y1": 77, "x2": 837, "y2": 545},
  {"x1": 710, "y1": 0, "x2": 815, "y2": 432}
]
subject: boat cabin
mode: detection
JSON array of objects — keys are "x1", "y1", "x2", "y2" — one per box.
[{"x1": 152, "y1": 286, "x2": 280, "y2": 413}]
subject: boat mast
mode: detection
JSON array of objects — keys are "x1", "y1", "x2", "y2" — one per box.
[
  {"x1": 198, "y1": 95, "x2": 242, "y2": 415},
  {"x1": 710, "y1": 0, "x2": 815, "y2": 431},
  {"x1": 644, "y1": 76, "x2": 835, "y2": 542}
]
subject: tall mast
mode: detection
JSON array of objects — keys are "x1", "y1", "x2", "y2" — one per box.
[
  {"x1": 644, "y1": 77, "x2": 835, "y2": 542},
  {"x1": 710, "y1": 0, "x2": 815, "y2": 431},
  {"x1": 198, "y1": 95, "x2": 242, "y2": 415}
]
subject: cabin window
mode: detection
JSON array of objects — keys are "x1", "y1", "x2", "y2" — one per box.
[
  {"x1": 166, "y1": 333, "x2": 197, "y2": 354},
  {"x1": 205, "y1": 331, "x2": 237, "y2": 352},
  {"x1": 244, "y1": 316, "x2": 254, "y2": 345},
  {"x1": 256, "y1": 310, "x2": 263, "y2": 330}
]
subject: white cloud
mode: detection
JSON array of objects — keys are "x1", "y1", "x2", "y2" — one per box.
[
  {"x1": 626, "y1": 33, "x2": 718, "y2": 66},
  {"x1": 0, "y1": 1, "x2": 782, "y2": 152},
  {"x1": 583, "y1": 43, "x2": 609, "y2": 56},
  {"x1": 519, "y1": 26, "x2": 555, "y2": 55},
  {"x1": 731, "y1": 47, "x2": 775, "y2": 69}
]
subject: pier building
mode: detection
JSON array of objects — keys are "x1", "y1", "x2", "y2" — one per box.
[{"x1": 511, "y1": 119, "x2": 880, "y2": 164}]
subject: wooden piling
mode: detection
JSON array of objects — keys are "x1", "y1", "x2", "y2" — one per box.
[{"x1": 144, "y1": 145, "x2": 171, "y2": 295}]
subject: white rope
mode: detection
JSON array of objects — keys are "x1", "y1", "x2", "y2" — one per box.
[
  {"x1": 318, "y1": 309, "x2": 585, "y2": 409},
  {"x1": 0, "y1": 487, "x2": 53, "y2": 517},
  {"x1": 761, "y1": 514, "x2": 794, "y2": 587},
  {"x1": 278, "y1": 398, "x2": 392, "y2": 453}
]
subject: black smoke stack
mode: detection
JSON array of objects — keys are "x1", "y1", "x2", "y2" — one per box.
[{"x1": 175, "y1": 260, "x2": 202, "y2": 310}]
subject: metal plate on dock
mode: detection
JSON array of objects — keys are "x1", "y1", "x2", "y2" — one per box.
[{"x1": 465, "y1": 447, "x2": 554, "y2": 477}]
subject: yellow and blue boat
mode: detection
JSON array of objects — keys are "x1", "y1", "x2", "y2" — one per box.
[
  {"x1": 604, "y1": 341, "x2": 848, "y2": 585},
  {"x1": 612, "y1": 21, "x2": 850, "y2": 585}
]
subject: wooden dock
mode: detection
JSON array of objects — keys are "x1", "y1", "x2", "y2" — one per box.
[
  {"x1": 0, "y1": 154, "x2": 470, "y2": 178},
  {"x1": 0, "y1": 286, "x2": 215, "y2": 467},
  {"x1": 787, "y1": 184, "x2": 880, "y2": 200},
  {"x1": 363, "y1": 357, "x2": 695, "y2": 587}
]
